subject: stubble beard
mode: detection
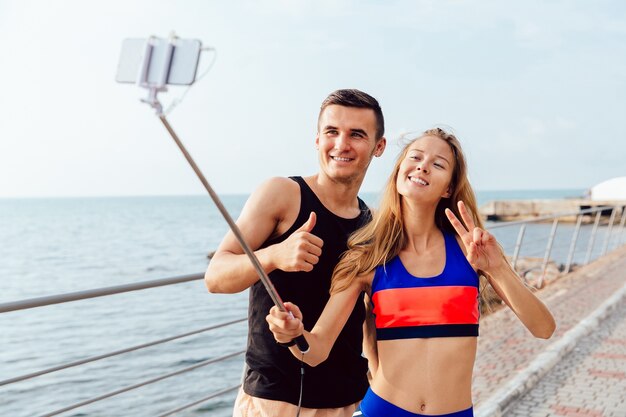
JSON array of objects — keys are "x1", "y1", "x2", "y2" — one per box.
[{"x1": 327, "y1": 153, "x2": 375, "y2": 188}]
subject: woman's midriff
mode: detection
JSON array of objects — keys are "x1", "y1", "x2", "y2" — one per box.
[{"x1": 370, "y1": 337, "x2": 477, "y2": 415}]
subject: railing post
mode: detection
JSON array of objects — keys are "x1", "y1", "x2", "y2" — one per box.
[
  {"x1": 616, "y1": 205, "x2": 626, "y2": 247},
  {"x1": 538, "y1": 219, "x2": 559, "y2": 288},
  {"x1": 511, "y1": 224, "x2": 526, "y2": 270},
  {"x1": 564, "y1": 213, "x2": 583, "y2": 274},
  {"x1": 584, "y1": 209, "x2": 603, "y2": 265},
  {"x1": 601, "y1": 207, "x2": 618, "y2": 256}
]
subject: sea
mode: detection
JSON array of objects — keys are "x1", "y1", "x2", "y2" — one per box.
[{"x1": 2, "y1": 188, "x2": 617, "y2": 417}]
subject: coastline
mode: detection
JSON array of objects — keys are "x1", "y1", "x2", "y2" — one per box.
[{"x1": 479, "y1": 198, "x2": 625, "y2": 222}]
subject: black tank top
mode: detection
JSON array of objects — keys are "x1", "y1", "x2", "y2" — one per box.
[{"x1": 243, "y1": 176, "x2": 371, "y2": 408}]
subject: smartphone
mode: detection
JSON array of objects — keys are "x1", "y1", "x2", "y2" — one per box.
[{"x1": 116, "y1": 37, "x2": 201, "y2": 85}]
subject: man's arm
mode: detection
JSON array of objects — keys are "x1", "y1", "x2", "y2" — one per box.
[{"x1": 204, "y1": 177, "x2": 323, "y2": 294}]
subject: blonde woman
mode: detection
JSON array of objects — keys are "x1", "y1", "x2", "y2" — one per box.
[{"x1": 266, "y1": 128, "x2": 556, "y2": 417}]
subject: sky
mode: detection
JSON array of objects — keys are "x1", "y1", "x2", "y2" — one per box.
[{"x1": 1, "y1": 0, "x2": 625, "y2": 198}]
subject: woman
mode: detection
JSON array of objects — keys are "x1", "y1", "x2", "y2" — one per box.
[{"x1": 267, "y1": 128, "x2": 556, "y2": 417}]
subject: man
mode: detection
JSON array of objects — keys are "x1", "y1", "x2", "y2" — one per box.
[{"x1": 205, "y1": 89, "x2": 386, "y2": 417}]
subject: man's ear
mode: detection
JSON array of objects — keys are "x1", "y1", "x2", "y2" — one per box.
[
  {"x1": 315, "y1": 134, "x2": 319, "y2": 150},
  {"x1": 374, "y1": 137, "x2": 386, "y2": 157}
]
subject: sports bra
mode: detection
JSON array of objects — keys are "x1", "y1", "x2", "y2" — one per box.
[{"x1": 371, "y1": 231, "x2": 479, "y2": 340}]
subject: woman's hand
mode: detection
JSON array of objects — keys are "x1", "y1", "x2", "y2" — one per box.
[
  {"x1": 447, "y1": 201, "x2": 556, "y2": 338},
  {"x1": 266, "y1": 302, "x2": 305, "y2": 344},
  {"x1": 445, "y1": 201, "x2": 504, "y2": 272}
]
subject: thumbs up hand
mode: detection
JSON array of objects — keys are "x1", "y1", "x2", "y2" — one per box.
[
  {"x1": 272, "y1": 212, "x2": 324, "y2": 272},
  {"x1": 297, "y1": 211, "x2": 317, "y2": 234}
]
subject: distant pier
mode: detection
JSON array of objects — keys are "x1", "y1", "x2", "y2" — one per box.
[{"x1": 480, "y1": 199, "x2": 625, "y2": 222}]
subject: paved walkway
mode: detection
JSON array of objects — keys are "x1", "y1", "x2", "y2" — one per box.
[
  {"x1": 504, "y1": 299, "x2": 626, "y2": 417},
  {"x1": 473, "y1": 244, "x2": 626, "y2": 416}
]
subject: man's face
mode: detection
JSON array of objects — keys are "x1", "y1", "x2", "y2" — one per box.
[{"x1": 316, "y1": 105, "x2": 385, "y2": 185}]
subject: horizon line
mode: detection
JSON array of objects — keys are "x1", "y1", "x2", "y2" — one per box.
[{"x1": 0, "y1": 188, "x2": 587, "y2": 200}]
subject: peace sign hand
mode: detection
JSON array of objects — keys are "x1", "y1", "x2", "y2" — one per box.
[{"x1": 445, "y1": 201, "x2": 504, "y2": 272}]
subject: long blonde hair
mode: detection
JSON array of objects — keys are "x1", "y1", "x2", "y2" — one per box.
[{"x1": 331, "y1": 128, "x2": 488, "y2": 305}]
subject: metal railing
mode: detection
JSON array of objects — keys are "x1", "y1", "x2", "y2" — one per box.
[
  {"x1": 1, "y1": 204, "x2": 625, "y2": 415},
  {"x1": 489, "y1": 204, "x2": 626, "y2": 287},
  {"x1": 0, "y1": 273, "x2": 204, "y2": 314},
  {"x1": 0, "y1": 274, "x2": 245, "y2": 417}
]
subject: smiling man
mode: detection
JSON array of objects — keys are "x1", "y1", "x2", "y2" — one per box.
[{"x1": 205, "y1": 89, "x2": 386, "y2": 417}]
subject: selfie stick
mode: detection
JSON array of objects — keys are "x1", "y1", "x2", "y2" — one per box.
[{"x1": 132, "y1": 35, "x2": 309, "y2": 353}]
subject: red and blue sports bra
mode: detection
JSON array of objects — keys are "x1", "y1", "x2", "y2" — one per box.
[{"x1": 371, "y1": 231, "x2": 480, "y2": 340}]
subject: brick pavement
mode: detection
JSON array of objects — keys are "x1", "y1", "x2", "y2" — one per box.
[
  {"x1": 473, "y1": 244, "x2": 626, "y2": 411},
  {"x1": 503, "y1": 296, "x2": 626, "y2": 417}
]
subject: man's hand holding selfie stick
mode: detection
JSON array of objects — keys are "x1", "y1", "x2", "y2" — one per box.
[{"x1": 116, "y1": 33, "x2": 309, "y2": 353}]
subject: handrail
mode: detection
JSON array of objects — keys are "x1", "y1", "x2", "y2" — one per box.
[
  {"x1": 1, "y1": 272, "x2": 243, "y2": 416},
  {"x1": 40, "y1": 350, "x2": 245, "y2": 417},
  {"x1": 490, "y1": 204, "x2": 625, "y2": 288},
  {"x1": 156, "y1": 384, "x2": 241, "y2": 417},
  {"x1": 0, "y1": 272, "x2": 204, "y2": 313},
  {"x1": 0, "y1": 317, "x2": 246, "y2": 387}
]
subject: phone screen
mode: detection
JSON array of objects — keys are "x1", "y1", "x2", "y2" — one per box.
[{"x1": 116, "y1": 38, "x2": 201, "y2": 85}]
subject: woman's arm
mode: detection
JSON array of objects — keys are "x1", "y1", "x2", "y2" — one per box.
[
  {"x1": 266, "y1": 273, "x2": 371, "y2": 366},
  {"x1": 484, "y1": 262, "x2": 556, "y2": 338},
  {"x1": 362, "y1": 292, "x2": 379, "y2": 379},
  {"x1": 446, "y1": 201, "x2": 556, "y2": 339}
]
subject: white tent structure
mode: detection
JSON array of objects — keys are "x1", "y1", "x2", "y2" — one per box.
[{"x1": 589, "y1": 177, "x2": 626, "y2": 201}]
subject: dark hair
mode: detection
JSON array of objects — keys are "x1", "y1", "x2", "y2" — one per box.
[{"x1": 318, "y1": 89, "x2": 385, "y2": 140}]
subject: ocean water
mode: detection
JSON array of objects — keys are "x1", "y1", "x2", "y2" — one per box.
[{"x1": 2, "y1": 187, "x2": 620, "y2": 417}]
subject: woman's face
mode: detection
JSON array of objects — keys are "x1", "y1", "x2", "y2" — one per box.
[{"x1": 396, "y1": 135, "x2": 455, "y2": 204}]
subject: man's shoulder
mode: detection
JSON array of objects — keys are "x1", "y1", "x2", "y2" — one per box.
[
  {"x1": 247, "y1": 177, "x2": 302, "y2": 221},
  {"x1": 262, "y1": 176, "x2": 299, "y2": 190},
  {"x1": 255, "y1": 177, "x2": 300, "y2": 202}
]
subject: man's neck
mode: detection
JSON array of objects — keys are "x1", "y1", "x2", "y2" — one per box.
[{"x1": 304, "y1": 173, "x2": 364, "y2": 218}]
